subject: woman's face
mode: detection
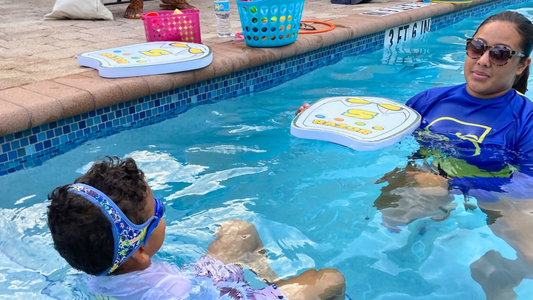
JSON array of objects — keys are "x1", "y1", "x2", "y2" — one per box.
[{"x1": 464, "y1": 20, "x2": 530, "y2": 99}]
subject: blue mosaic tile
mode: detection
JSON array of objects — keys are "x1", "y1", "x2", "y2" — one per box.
[
  {"x1": 19, "y1": 138, "x2": 29, "y2": 148},
  {"x1": 8, "y1": 151, "x2": 17, "y2": 160},
  {"x1": 26, "y1": 145, "x2": 34, "y2": 155},
  {"x1": 0, "y1": 0, "x2": 528, "y2": 176}
]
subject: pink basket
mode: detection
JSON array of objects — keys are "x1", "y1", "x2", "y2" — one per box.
[{"x1": 142, "y1": 10, "x2": 202, "y2": 44}]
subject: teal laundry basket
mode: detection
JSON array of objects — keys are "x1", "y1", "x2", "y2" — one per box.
[{"x1": 236, "y1": 0, "x2": 305, "y2": 47}]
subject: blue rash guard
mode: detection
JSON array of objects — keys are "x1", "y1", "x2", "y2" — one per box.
[{"x1": 406, "y1": 83, "x2": 533, "y2": 192}]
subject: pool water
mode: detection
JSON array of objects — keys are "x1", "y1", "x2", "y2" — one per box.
[{"x1": 1, "y1": 3, "x2": 532, "y2": 300}]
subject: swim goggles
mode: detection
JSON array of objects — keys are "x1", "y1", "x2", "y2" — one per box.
[
  {"x1": 68, "y1": 183, "x2": 165, "y2": 275},
  {"x1": 466, "y1": 38, "x2": 527, "y2": 66}
]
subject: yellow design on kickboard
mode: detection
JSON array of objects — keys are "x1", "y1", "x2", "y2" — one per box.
[
  {"x1": 140, "y1": 49, "x2": 171, "y2": 56},
  {"x1": 346, "y1": 98, "x2": 371, "y2": 104},
  {"x1": 170, "y1": 43, "x2": 188, "y2": 48},
  {"x1": 378, "y1": 103, "x2": 401, "y2": 111},
  {"x1": 170, "y1": 43, "x2": 204, "y2": 55},
  {"x1": 189, "y1": 48, "x2": 204, "y2": 54}
]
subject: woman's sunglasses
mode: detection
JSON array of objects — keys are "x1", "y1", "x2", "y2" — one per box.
[
  {"x1": 142, "y1": 196, "x2": 165, "y2": 247},
  {"x1": 466, "y1": 38, "x2": 527, "y2": 66}
]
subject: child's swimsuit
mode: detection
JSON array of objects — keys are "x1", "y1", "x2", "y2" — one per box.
[
  {"x1": 192, "y1": 255, "x2": 286, "y2": 300},
  {"x1": 87, "y1": 257, "x2": 288, "y2": 300}
]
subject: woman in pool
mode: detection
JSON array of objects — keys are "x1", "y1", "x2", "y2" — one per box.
[
  {"x1": 298, "y1": 10, "x2": 532, "y2": 205},
  {"x1": 297, "y1": 10, "x2": 533, "y2": 299},
  {"x1": 374, "y1": 11, "x2": 533, "y2": 300},
  {"x1": 370, "y1": 10, "x2": 533, "y2": 225},
  {"x1": 379, "y1": 11, "x2": 533, "y2": 300}
]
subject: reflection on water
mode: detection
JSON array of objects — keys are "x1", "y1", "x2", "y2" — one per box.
[{"x1": 372, "y1": 128, "x2": 533, "y2": 299}]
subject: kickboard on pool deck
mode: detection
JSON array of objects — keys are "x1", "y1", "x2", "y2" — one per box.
[
  {"x1": 77, "y1": 41, "x2": 212, "y2": 78},
  {"x1": 290, "y1": 96, "x2": 421, "y2": 151}
]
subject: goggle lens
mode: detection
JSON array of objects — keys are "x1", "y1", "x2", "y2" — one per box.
[{"x1": 143, "y1": 197, "x2": 165, "y2": 246}]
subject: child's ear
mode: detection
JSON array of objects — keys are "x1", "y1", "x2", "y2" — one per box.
[{"x1": 130, "y1": 246, "x2": 150, "y2": 264}]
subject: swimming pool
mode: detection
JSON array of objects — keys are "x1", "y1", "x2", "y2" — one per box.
[{"x1": 1, "y1": 2, "x2": 532, "y2": 299}]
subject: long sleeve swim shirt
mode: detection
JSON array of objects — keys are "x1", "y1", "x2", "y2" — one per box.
[{"x1": 406, "y1": 83, "x2": 533, "y2": 178}]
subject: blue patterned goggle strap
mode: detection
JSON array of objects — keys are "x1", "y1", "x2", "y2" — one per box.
[{"x1": 68, "y1": 183, "x2": 156, "y2": 276}]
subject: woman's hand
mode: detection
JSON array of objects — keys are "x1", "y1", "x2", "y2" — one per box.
[
  {"x1": 295, "y1": 104, "x2": 311, "y2": 116},
  {"x1": 406, "y1": 171, "x2": 449, "y2": 195}
]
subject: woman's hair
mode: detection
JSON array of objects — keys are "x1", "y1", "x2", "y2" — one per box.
[
  {"x1": 475, "y1": 11, "x2": 533, "y2": 94},
  {"x1": 47, "y1": 156, "x2": 148, "y2": 275}
]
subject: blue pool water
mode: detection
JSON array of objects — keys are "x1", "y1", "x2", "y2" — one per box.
[{"x1": 1, "y1": 3, "x2": 532, "y2": 299}]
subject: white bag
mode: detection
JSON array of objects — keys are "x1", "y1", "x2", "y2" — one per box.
[{"x1": 45, "y1": 0, "x2": 114, "y2": 20}]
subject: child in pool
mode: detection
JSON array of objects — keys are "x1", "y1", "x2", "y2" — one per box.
[{"x1": 47, "y1": 156, "x2": 346, "y2": 300}]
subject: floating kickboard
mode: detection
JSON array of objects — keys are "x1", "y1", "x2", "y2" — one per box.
[
  {"x1": 77, "y1": 42, "x2": 212, "y2": 78},
  {"x1": 291, "y1": 96, "x2": 421, "y2": 151}
]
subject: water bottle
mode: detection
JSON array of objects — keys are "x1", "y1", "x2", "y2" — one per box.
[{"x1": 214, "y1": 0, "x2": 232, "y2": 37}]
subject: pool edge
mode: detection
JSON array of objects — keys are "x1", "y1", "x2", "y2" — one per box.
[{"x1": 0, "y1": 0, "x2": 528, "y2": 175}]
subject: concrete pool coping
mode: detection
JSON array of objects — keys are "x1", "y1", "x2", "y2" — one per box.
[{"x1": 0, "y1": 0, "x2": 499, "y2": 137}]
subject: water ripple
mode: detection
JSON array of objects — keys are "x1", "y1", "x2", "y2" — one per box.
[
  {"x1": 166, "y1": 166, "x2": 268, "y2": 201},
  {"x1": 187, "y1": 145, "x2": 266, "y2": 154}
]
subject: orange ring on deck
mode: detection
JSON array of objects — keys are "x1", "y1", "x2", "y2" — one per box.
[{"x1": 298, "y1": 20, "x2": 336, "y2": 34}]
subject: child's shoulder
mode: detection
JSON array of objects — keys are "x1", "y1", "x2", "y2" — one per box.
[{"x1": 86, "y1": 261, "x2": 192, "y2": 300}]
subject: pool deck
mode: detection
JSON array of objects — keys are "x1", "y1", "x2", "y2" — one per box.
[{"x1": 0, "y1": 0, "x2": 491, "y2": 137}]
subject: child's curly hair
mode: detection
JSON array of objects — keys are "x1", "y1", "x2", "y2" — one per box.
[{"x1": 47, "y1": 156, "x2": 148, "y2": 275}]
